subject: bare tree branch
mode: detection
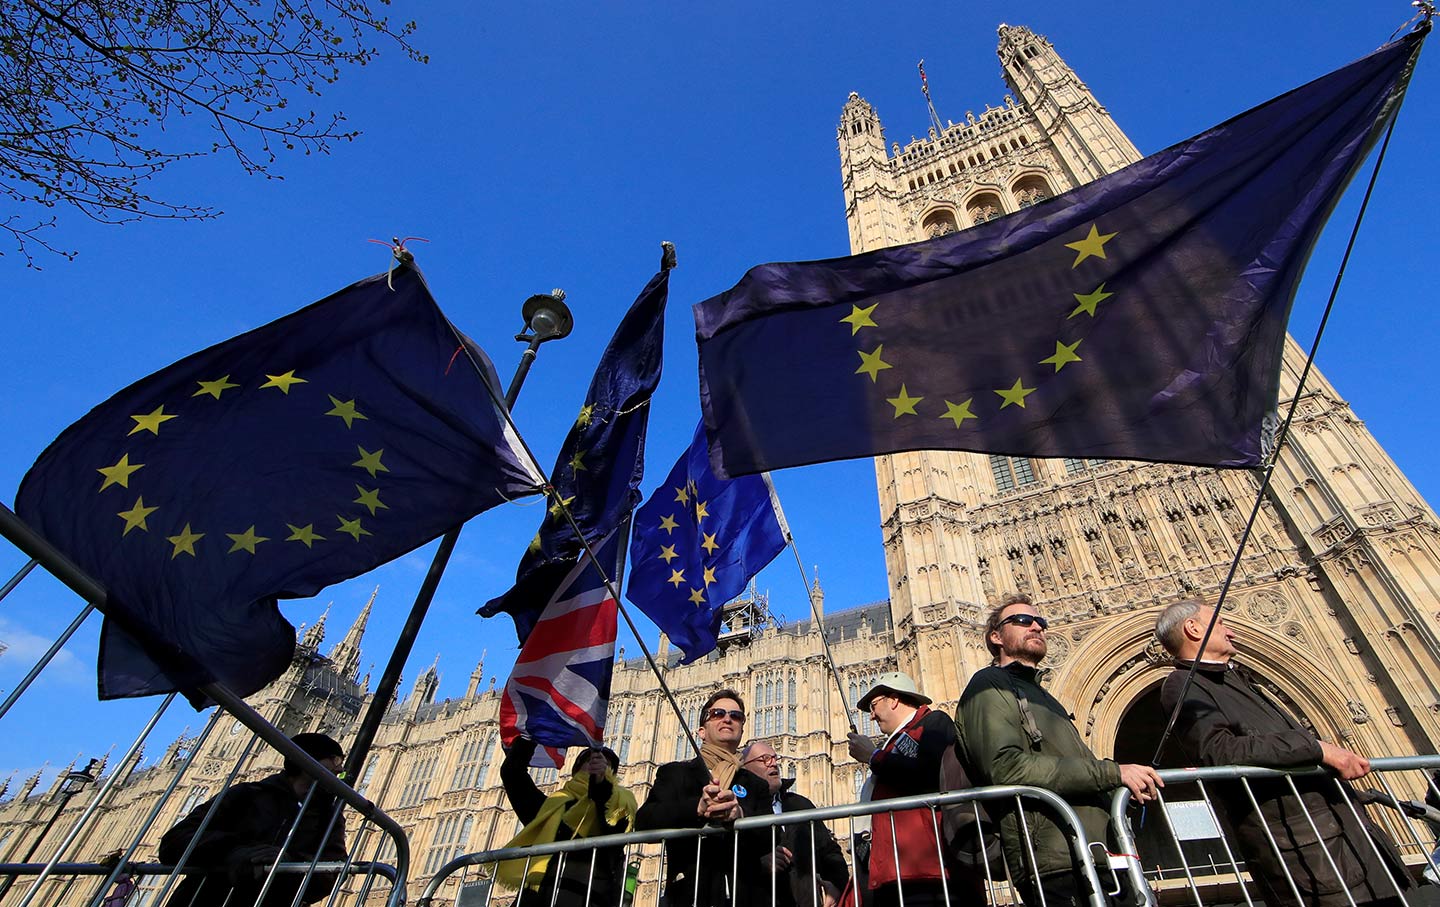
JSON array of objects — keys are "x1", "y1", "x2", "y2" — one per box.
[{"x1": 0, "y1": 0, "x2": 425, "y2": 266}]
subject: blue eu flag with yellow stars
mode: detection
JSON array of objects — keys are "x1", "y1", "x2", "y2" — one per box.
[
  {"x1": 695, "y1": 30, "x2": 1423, "y2": 479},
  {"x1": 14, "y1": 264, "x2": 544, "y2": 701},
  {"x1": 625, "y1": 422, "x2": 786, "y2": 663},
  {"x1": 481, "y1": 262, "x2": 670, "y2": 642}
]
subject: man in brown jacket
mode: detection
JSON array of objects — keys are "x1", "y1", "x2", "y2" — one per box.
[{"x1": 1156, "y1": 599, "x2": 1412, "y2": 907}]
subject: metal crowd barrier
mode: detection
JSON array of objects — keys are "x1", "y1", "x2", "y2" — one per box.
[
  {"x1": 0, "y1": 860, "x2": 398, "y2": 907},
  {"x1": 1108, "y1": 754, "x2": 1440, "y2": 907},
  {"x1": 417, "y1": 785, "x2": 1111, "y2": 907}
]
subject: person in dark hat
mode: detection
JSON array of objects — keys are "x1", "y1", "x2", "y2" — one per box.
[
  {"x1": 497, "y1": 737, "x2": 637, "y2": 907},
  {"x1": 847, "y1": 672, "x2": 961, "y2": 907},
  {"x1": 158, "y1": 733, "x2": 347, "y2": 907}
]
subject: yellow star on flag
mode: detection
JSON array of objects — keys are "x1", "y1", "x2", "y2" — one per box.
[
  {"x1": 1065, "y1": 224, "x2": 1117, "y2": 268},
  {"x1": 548, "y1": 494, "x2": 576, "y2": 518},
  {"x1": 260, "y1": 370, "x2": 308, "y2": 394},
  {"x1": 528, "y1": 533, "x2": 542, "y2": 553},
  {"x1": 659, "y1": 514, "x2": 679, "y2": 534},
  {"x1": 117, "y1": 497, "x2": 158, "y2": 536},
  {"x1": 568, "y1": 449, "x2": 587, "y2": 473},
  {"x1": 325, "y1": 396, "x2": 369, "y2": 429},
  {"x1": 667, "y1": 568, "x2": 686, "y2": 588},
  {"x1": 703, "y1": 565, "x2": 717, "y2": 587},
  {"x1": 337, "y1": 515, "x2": 371, "y2": 541},
  {"x1": 286, "y1": 524, "x2": 325, "y2": 548},
  {"x1": 694, "y1": 501, "x2": 709, "y2": 522},
  {"x1": 1068, "y1": 284, "x2": 1114, "y2": 319},
  {"x1": 226, "y1": 525, "x2": 268, "y2": 554},
  {"x1": 939, "y1": 399, "x2": 978, "y2": 428},
  {"x1": 995, "y1": 378, "x2": 1037, "y2": 409},
  {"x1": 354, "y1": 485, "x2": 388, "y2": 515},
  {"x1": 576, "y1": 404, "x2": 594, "y2": 428},
  {"x1": 193, "y1": 376, "x2": 239, "y2": 400},
  {"x1": 840, "y1": 303, "x2": 879, "y2": 335},
  {"x1": 353, "y1": 446, "x2": 389, "y2": 477},
  {"x1": 887, "y1": 384, "x2": 923, "y2": 418},
  {"x1": 658, "y1": 544, "x2": 679, "y2": 564},
  {"x1": 97, "y1": 453, "x2": 144, "y2": 491},
  {"x1": 688, "y1": 587, "x2": 706, "y2": 605},
  {"x1": 128, "y1": 406, "x2": 177, "y2": 436},
  {"x1": 674, "y1": 485, "x2": 690, "y2": 505},
  {"x1": 701, "y1": 532, "x2": 719, "y2": 555},
  {"x1": 1039, "y1": 339, "x2": 1083, "y2": 372},
  {"x1": 855, "y1": 345, "x2": 893, "y2": 383},
  {"x1": 167, "y1": 523, "x2": 204, "y2": 558}
]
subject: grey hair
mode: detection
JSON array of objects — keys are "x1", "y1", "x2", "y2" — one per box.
[{"x1": 1155, "y1": 599, "x2": 1206, "y2": 654}]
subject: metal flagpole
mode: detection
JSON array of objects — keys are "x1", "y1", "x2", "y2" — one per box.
[
  {"x1": 1151, "y1": 58, "x2": 1420, "y2": 765},
  {"x1": 551, "y1": 507, "x2": 704, "y2": 760},
  {"x1": 0, "y1": 558, "x2": 37, "y2": 606},
  {"x1": 340, "y1": 273, "x2": 573, "y2": 783},
  {"x1": 760, "y1": 474, "x2": 858, "y2": 735}
]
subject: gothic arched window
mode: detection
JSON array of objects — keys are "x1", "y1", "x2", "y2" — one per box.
[
  {"x1": 967, "y1": 193, "x2": 1005, "y2": 225},
  {"x1": 922, "y1": 209, "x2": 959, "y2": 238},
  {"x1": 1013, "y1": 174, "x2": 1053, "y2": 209}
]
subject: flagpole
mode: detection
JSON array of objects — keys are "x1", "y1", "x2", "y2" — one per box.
[
  {"x1": 761, "y1": 474, "x2": 858, "y2": 735},
  {"x1": 1150, "y1": 62, "x2": 1420, "y2": 765},
  {"x1": 0, "y1": 558, "x2": 37, "y2": 606},
  {"x1": 341, "y1": 275, "x2": 573, "y2": 783},
  {"x1": 550, "y1": 504, "x2": 705, "y2": 760}
]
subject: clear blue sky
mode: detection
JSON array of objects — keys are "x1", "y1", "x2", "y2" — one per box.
[{"x1": 2, "y1": 1, "x2": 1437, "y2": 782}]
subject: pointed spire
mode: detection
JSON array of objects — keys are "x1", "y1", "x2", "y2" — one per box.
[
  {"x1": 329, "y1": 587, "x2": 375, "y2": 681},
  {"x1": 0, "y1": 772, "x2": 12, "y2": 801},
  {"x1": 302, "y1": 603, "x2": 332, "y2": 649},
  {"x1": 466, "y1": 650, "x2": 487, "y2": 698}
]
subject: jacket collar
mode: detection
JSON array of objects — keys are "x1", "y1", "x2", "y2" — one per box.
[{"x1": 1001, "y1": 661, "x2": 1041, "y2": 684}]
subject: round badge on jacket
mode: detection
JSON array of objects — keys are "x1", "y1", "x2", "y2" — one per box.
[{"x1": 732, "y1": 784, "x2": 748, "y2": 798}]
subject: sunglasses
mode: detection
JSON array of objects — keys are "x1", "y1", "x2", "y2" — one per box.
[
  {"x1": 1000, "y1": 613, "x2": 1049, "y2": 630},
  {"x1": 706, "y1": 708, "x2": 746, "y2": 724}
]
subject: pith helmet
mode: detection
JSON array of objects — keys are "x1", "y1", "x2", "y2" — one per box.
[{"x1": 856, "y1": 672, "x2": 931, "y2": 711}]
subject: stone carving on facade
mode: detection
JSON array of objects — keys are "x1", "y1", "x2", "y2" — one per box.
[
  {"x1": 1102, "y1": 510, "x2": 1141, "y2": 580},
  {"x1": 1029, "y1": 539, "x2": 1057, "y2": 595},
  {"x1": 1050, "y1": 537, "x2": 1079, "y2": 591},
  {"x1": 976, "y1": 553, "x2": 998, "y2": 603},
  {"x1": 1045, "y1": 633, "x2": 1071, "y2": 666},
  {"x1": 1244, "y1": 589, "x2": 1291, "y2": 624},
  {"x1": 1347, "y1": 699, "x2": 1371, "y2": 724},
  {"x1": 1385, "y1": 707, "x2": 1406, "y2": 727},
  {"x1": 1123, "y1": 500, "x2": 1164, "y2": 570}
]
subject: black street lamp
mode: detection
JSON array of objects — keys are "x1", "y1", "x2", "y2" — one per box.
[{"x1": 0, "y1": 757, "x2": 100, "y2": 896}]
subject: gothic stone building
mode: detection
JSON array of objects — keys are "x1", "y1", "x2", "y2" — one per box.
[{"x1": 4, "y1": 23, "x2": 1440, "y2": 907}]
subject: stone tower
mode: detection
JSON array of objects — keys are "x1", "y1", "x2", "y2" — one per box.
[{"x1": 836, "y1": 25, "x2": 1440, "y2": 760}]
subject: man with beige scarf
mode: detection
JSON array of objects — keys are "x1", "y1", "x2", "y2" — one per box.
[{"x1": 636, "y1": 688, "x2": 771, "y2": 906}]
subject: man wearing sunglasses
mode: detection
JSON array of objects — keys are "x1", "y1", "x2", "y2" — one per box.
[
  {"x1": 741, "y1": 740, "x2": 849, "y2": 907},
  {"x1": 636, "y1": 688, "x2": 769, "y2": 906},
  {"x1": 957, "y1": 593, "x2": 1163, "y2": 907}
]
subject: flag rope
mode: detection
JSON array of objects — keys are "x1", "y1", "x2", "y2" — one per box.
[{"x1": 1149, "y1": 25, "x2": 1424, "y2": 765}]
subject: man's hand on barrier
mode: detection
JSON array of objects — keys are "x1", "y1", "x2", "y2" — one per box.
[
  {"x1": 847, "y1": 732, "x2": 876, "y2": 763},
  {"x1": 760, "y1": 846, "x2": 794, "y2": 873},
  {"x1": 1118, "y1": 764, "x2": 1164, "y2": 803},
  {"x1": 1320, "y1": 741, "x2": 1371, "y2": 780},
  {"x1": 699, "y1": 779, "x2": 742, "y2": 822},
  {"x1": 226, "y1": 845, "x2": 282, "y2": 883}
]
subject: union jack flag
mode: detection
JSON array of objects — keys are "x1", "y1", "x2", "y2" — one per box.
[{"x1": 498, "y1": 529, "x2": 625, "y2": 768}]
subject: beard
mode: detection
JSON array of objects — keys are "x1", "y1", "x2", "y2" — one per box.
[{"x1": 1005, "y1": 635, "x2": 1047, "y2": 662}]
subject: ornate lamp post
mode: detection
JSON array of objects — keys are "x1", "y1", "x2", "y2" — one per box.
[{"x1": 0, "y1": 758, "x2": 99, "y2": 897}]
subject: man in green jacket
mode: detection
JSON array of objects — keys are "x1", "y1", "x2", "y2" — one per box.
[{"x1": 956, "y1": 592, "x2": 1162, "y2": 907}]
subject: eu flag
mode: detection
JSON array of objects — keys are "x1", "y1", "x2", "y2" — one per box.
[
  {"x1": 695, "y1": 31, "x2": 1423, "y2": 479},
  {"x1": 14, "y1": 264, "x2": 544, "y2": 700},
  {"x1": 480, "y1": 261, "x2": 670, "y2": 641},
  {"x1": 625, "y1": 423, "x2": 786, "y2": 663}
]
